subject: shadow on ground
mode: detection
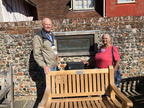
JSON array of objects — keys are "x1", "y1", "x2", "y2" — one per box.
[{"x1": 119, "y1": 76, "x2": 144, "y2": 108}]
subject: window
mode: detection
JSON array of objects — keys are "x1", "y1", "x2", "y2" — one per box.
[
  {"x1": 72, "y1": 0, "x2": 94, "y2": 10},
  {"x1": 118, "y1": 0, "x2": 135, "y2": 3}
]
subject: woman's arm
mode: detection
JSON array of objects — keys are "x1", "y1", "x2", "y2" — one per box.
[
  {"x1": 113, "y1": 46, "x2": 120, "y2": 71},
  {"x1": 114, "y1": 60, "x2": 120, "y2": 71}
]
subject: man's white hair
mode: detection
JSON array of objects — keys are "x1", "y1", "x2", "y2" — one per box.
[{"x1": 42, "y1": 18, "x2": 52, "y2": 24}]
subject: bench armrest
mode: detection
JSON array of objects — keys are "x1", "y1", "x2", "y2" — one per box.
[
  {"x1": 0, "y1": 85, "x2": 11, "y2": 100},
  {"x1": 110, "y1": 84, "x2": 133, "y2": 108}
]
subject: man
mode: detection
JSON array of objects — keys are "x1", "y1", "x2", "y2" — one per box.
[{"x1": 33, "y1": 18, "x2": 58, "y2": 76}]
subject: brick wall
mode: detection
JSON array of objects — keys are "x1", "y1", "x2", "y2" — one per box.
[
  {"x1": 0, "y1": 16, "x2": 144, "y2": 96},
  {"x1": 31, "y1": 0, "x2": 101, "y2": 20}
]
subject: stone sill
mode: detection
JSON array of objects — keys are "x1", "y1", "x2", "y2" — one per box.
[{"x1": 117, "y1": 1, "x2": 136, "y2": 4}]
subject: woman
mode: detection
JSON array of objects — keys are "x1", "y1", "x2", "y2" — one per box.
[
  {"x1": 95, "y1": 34, "x2": 120, "y2": 71},
  {"x1": 83, "y1": 34, "x2": 121, "y2": 86}
]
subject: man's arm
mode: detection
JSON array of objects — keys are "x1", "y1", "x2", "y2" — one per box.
[{"x1": 33, "y1": 35, "x2": 47, "y2": 68}]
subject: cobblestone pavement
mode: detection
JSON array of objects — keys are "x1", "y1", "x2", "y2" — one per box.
[
  {"x1": 14, "y1": 100, "x2": 35, "y2": 108},
  {"x1": 14, "y1": 96, "x2": 36, "y2": 108}
]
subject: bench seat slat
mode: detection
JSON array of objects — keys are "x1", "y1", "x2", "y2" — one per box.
[
  {"x1": 55, "y1": 102, "x2": 59, "y2": 108},
  {"x1": 104, "y1": 96, "x2": 121, "y2": 108},
  {"x1": 78, "y1": 101, "x2": 82, "y2": 107},
  {"x1": 73, "y1": 101, "x2": 77, "y2": 107},
  {"x1": 99, "y1": 100, "x2": 107, "y2": 108},
  {"x1": 51, "y1": 102, "x2": 55, "y2": 108},
  {"x1": 59, "y1": 102, "x2": 64, "y2": 108},
  {"x1": 65, "y1": 102, "x2": 68, "y2": 108},
  {"x1": 69, "y1": 102, "x2": 73, "y2": 108},
  {"x1": 49, "y1": 98, "x2": 121, "y2": 108},
  {"x1": 51, "y1": 97, "x2": 102, "y2": 102},
  {"x1": 94, "y1": 100, "x2": 102, "y2": 108},
  {"x1": 90, "y1": 100, "x2": 98, "y2": 108},
  {"x1": 82, "y1": 101, "x2": 87, "y2": 108},
  {"x1": 86, "y1": 100, "x2": 93, "y2": 108},
  {"x1": 102, "y1": 97, "x2": 115, "y2": 108},
  {"x1": 51, "y1": 92, "x2": 105, "y2": 97}
]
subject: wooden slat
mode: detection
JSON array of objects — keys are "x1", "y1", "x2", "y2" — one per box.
[
  {"x1": 86, "y1": 100, "x2": 92, "y2": 108},
  {"x1": 76, "y1": 74, "x2": 80, "y2": 93},
  {"x1": 89, "y1": 74, "x2": 92, "y2": 92},
  {"x1": 60, "y1": 102, "x2": 64, "y2": 108},
  {"x1": 90, "y1": 100, "x2": 98, "y2": 108},
  {"x1": 50, "y1": 92, "x2": 105, "y2": 97},
  {"x1": 51, "y1": 97, "x2": 102, "y2": 102},
  {"x1": 51, "y1": 76, "x2": 55, "y2": 94},
  {"x1": 103, "y1": 96, "x2": 117, "y2": 108},
  {"x1": 94, "y1": 100, "x2": 102, "y2": 108},
  {"x1": 68, "y1": 75, "x2": 72, "y2": 93},
  {"x1": 55, "y1": 102, "x2": 60, "y2": 108},
  {"x1": 105, "y1": 73, "x2": 108, "y2": 89},
  {"x1": 65, "y1": 102, "x2": 68, "y2": 108},
  {"x1": 51, "y1": 102, "x2": 55, "y2": 108},
  {"x1": 109, "y1": 98, "x2": 121, "y2": 108},
  {"x1": 101, "y1": 73, "x2": 105, "y2": 91},
  {"x1": 85, "y1": 74, "x2": 88, "y2": 93},
  {"x1": 82, "y1": 101, "x2": 87, "y2": 108},
  {"x1": 60, "y1": 76, "x2": 64, "y2": 94},
  {"x1": 49, "y1": 69, "x2": 109, "y2": 76},
  {"x1": 93, "y1": 74, "x2": 97, "y2": 92},
  {"x1": 56, "y1": 76, "x2": 60, "y2": 94},
  {"x1": 80, "y1": 74, "x2": 84, "y2": 93},
  {"x1": 64, "y1": 75, "x2": 68, "y2": 93},
  {"x1": 99, "y1": 100, "x2": 107, "y2": 108},
  {"x1": 74, "y1": 101, "x2": 78, "y2": 107},
  {"x1": 78, "y1": 101, "x2": 82, "y2": 107},
  {"x1": 69, "y1": 102, "x2": 73, "y2": 108},
  {"x1": 72, "y1": 74, "x2": 76, "y2": 93},
  {"x1": 97, "y1": 74, "x2": 100, "y2": 92}
]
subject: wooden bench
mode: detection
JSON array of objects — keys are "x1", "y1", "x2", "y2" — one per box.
[
  {"x1": 38, "y1": 66, "x2": 133, "y2": 108},
  {"x1": 0, "y1": 66, "x2": 14, "y2": 108}
]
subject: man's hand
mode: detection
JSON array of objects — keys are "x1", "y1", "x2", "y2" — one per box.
[{"x1": 43, "y1": 66, "x2": 50, "y2": 74}]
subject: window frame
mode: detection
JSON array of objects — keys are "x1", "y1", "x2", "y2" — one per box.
[{"x1": 72, "y1": 0, "x2": 95, "y2": 11}]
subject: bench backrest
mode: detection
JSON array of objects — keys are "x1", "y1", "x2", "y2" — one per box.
[{"x1": 46, "y1": 66, "x2": 114, "y2": 98}]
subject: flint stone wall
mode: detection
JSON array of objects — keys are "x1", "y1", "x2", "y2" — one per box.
[{"x1": 0, "y1": 16, "x2": 144, "y2": 96}]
